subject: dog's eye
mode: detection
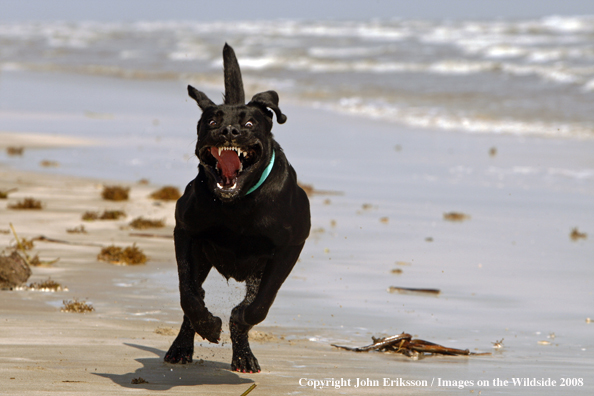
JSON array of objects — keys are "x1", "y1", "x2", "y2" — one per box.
[
  {"x1": 245, "y1": 121, "x2": 254, "y2": 128},
  {"x1": 208, "y1": 120, "x2": 217, "y2": 127}
]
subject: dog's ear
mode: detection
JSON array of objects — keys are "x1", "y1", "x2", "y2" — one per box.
[
  {"x1": 223, "y1": 43, "x2": 245, "y2": 105},
  {"x1": 188, "y1": 85, "x2": 215, "y2": 111},
  {"x1": 248, "y1": 91, "x2": 287, "y2": 124}
]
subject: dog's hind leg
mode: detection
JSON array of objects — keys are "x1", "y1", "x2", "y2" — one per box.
[
  {"x1": 230, "y1": 274, "x2": 262, "y2": 373},
  {"x1": 230, "y1": 243, "x2": 305, "y2": 373}
]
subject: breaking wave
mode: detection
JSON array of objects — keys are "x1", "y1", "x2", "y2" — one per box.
[{"x1": 1, "y1": 15, "x2": 593, "y2": 139}]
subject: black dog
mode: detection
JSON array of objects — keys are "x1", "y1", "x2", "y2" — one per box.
[{"x1": 164, "y1": 44, "x2": 310, "y2": 373}]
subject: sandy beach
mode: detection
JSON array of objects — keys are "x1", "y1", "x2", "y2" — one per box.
[{"x1": 1, "y1": 67, "x2": 593, "y2": 395}]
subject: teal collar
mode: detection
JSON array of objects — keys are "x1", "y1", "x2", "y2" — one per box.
[{"x1": 245, "y1": 150, "x2": 275, "y2": 195}]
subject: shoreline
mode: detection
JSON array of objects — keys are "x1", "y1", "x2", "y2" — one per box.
[
  {"x1": 0, "y1": 131, "x2": 98, "y2": 150},
  {"x1": 1, "y1": 71, "x2": 593, "y2": 394}
]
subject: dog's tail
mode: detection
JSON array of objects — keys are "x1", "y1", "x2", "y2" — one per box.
[{"x1": 223, "y1": 43, "x2": 245, "y2": 105}]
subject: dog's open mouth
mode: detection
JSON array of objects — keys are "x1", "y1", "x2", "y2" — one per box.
[{"x1": 200, "y1": 145, "x2": 260, "y2": 190}]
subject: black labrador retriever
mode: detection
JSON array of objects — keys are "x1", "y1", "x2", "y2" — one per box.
[{"x1": 164, "y1": 44, "x2": 311, "y2": 373}]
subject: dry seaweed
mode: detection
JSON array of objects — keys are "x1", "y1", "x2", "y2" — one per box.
[
  {"x1": 298, "y1": 182, "x2": 343, "y2": 197},
  {"x1": 66, "y1": 225, "x2": 87, "y2": 234},
  {"x1": 26, "y1": 278, "x2": 67, "y2": 292},
  {"x1": 82, "y1": 210, "x2": 126, "y2": 221},
  {"x1": 101, "y1": 185, "x2": 130, "y2": 201},
  {"x1": 129, "y1": 217, "x2": 165, "y2": 229},
  {"x1": 8, "y1": 197, "x2": 43, "y2": 210},
  {"x1": 388, "y1": 286, "x2": 440, "y2": 295},
  {"x1": 332, "y1": 332, "x2": 488, "y2": 359},
  {"x1": 149, "y1": 186, "x2": 181, "y2": 201},
  {"x1": 154, "y1": 327, "x2": 177, "y2": 336},
  {"x1": 99, "y1": 210, "x2": 126, "y2": 220},
  {"x1": 7, "y1": 225, "x2": 59, "y2": 267},
  {"x1": 129, "y1": 232, "x2": 173, "y2": 239},
  {"x1": 131, "y1": 377, "x2": 149, "y2": 384},
  {"x1": 97, "y1": 244, "x2": 147, "y2": 265},
  {"x1": 8, "y1": 223, "x2": 32, "y2": 267},
  {"x1": 61, "y1": 298, "x2": 95, "y2": 313},
  {"x1": 81, "y1": 211, "x2": 99, "y2": 221},
  {"x1": 570, "y1": 227, "x2": 587, "y2": 241},
  {"x1": 40, "y1": 160, "x2": 59, "y2": 167},
  {"x1": 12, "y1": 237, "x2": 34, "y2": 251},
  {"x1": 7, "y1": 146, "x2": 24, "y2": 156},
  {"x1": 137, "y1": 178, "x2": 150, "y2": 185},
  {"x1": 33, "y1": 235, "x2": 103, "y2": 247},
  {"x1": 489, "y1": 147, "x2": 497, "y2": 157},
  {"x1": 0, "y1": 188, "x2": 17, "y2": 199},
  {"x1": 28, "y1": 254, "x2": 59, "y2": 267},
  {"x1": 443, "y1": 212, "x2": 471, "y2": 222},
  {"x1": 492, "y1": 338, "x2": 504, "y2": 349}
]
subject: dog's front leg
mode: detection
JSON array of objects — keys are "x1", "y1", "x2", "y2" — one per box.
[
  {"x1": 165, "y1": 228, "x2": 221, "y2": 364},
  {"x1": 230, "y1": 243, "x2": 305, "y2": 372}
]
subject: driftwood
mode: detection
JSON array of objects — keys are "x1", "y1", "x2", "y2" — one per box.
[
  {"x1": 332, "y1": 333, "x2": 489, "y2": 358},
  {"x1": 32, "y1": 235, "x2": 104, "y2": 247},
  {"x1": 129, "y1": 232, "x2": 173, "y2": 239},
  {"x1": 388, "y1": 286, "x2": 440, "y2": 295}
]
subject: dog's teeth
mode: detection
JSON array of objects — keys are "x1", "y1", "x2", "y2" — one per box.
[{"x1": 218, "y1": 147, "x2": 223, "y2": 156}]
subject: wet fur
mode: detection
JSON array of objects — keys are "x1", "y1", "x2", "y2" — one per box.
[{"x1": 164, "y1": 44, "x2": 310, "y2": 373}]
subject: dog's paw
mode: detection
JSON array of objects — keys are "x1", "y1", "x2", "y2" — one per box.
[
  {"x1": 195, "y1": 315, "x2": 222, "y2": 344},
  {"x1": 231, "y1": 346, "x2": 261, "y2": 374},
  {"x1": 164, "y1": 343, "x2": 193, "y2": 364}
]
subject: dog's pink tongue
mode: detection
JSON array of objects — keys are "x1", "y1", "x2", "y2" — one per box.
[{"x1": 211, "y1": 147, "x2": 241, "y2": 183}]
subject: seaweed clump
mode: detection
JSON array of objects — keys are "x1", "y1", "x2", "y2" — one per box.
[
  {"x1": 61, "y1": 299, "x2": 95, "y2": 313},
  {"x1": 101, "y1": 186, "x2": 130, "y2": 201},
  {"x1": 570, "y1": 227, "x2": 587, "y2": 241},
  {"x1": 8, "y1": 198, "x2": 43, "y2": 210},
  {"x1": 82, "y1": 210, "x2": 126, "y2": 221},
  {"x1": 27, "y1": 278, "x2": 67, "y2": 292},
  {"x1": 129, "y1": 217, "x2": 165, "y2": 229},
  {"x1": 97, "y1": 244, "x2": 147, "y2": 265},
  {"x1": 149, "y1": 186, "x2": 181, "y2": 201},
  {"x1": 154, "y1": 327, "x2": 177, "y2": 336},
  {"x1": 297, "y1": 182, "x2": 343, "y2": 197},
  {"x1": 67, "y1": 225, "x2": 87, "y2": 234},
  {"x1": 7, "y1": 146, "x2": 24, "y2": 156},
  {"x1": 0, "y1": 189, "x2": 17, "y2": 199},
  {"x1": 13, "y1": 237, "x2": 34, "y2": 251},
  {"x1": 443, "y1": 212, "x2": 471, "y2": 222},
  {"x1": 40, "y1": 160, "x2": 59, "y2": 167}
]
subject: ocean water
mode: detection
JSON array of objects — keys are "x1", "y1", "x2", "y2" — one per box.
[{"x1": 1, "y1": 16, "x2": 594, "y2": 140}]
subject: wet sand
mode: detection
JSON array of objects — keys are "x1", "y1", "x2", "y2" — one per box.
[{"x1": 1, "y1": 72, "x2": 593, "y2": 395}]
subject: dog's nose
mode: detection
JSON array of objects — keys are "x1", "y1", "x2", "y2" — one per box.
[{"x1": 220, "y1": 125, "x2": 240, "y2": 137}]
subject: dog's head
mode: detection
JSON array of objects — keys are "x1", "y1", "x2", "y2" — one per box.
[{"x1": 189, "y1": 44, "x2": 286, "y2": 202}]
